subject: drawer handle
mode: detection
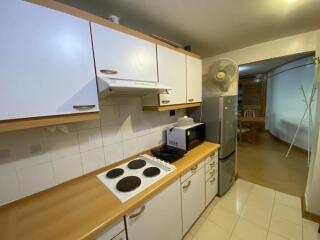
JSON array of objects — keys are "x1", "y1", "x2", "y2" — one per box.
[
  {"x1": 73, "y1": 105, "x2": 96, "y2": 111},
  {"x1": 129, "y1": 205, "x2": 145, "y2": 219},
  {"x1": 210, "y1": 177, "x2": 216, "y2": 183},
  {"x1": 210, "y1": 169, "x2": 216, "y2": 176},
  {"x1": 188, "y1": 98, "x2": 194, "y2": 102},
  {"x1": 100, "y1": 69, "x2": 118, "y2": 75},
  {"x1": 191, "y1": 164, "x2": 198, "y2": 171},
  {"x1": 161, "y1": 100, "x2": 170, "y2": 104},
  {"x1": 183, "y1": 180, "x2": 191, "y2": 190},
  {"x1": 210, "y1": 162, "x2": 216, "y2": 167}
]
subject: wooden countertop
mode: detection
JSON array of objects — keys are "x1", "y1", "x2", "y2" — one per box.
[{"x1": 0, "y1": 142, "x2": 219, "y2": 240}]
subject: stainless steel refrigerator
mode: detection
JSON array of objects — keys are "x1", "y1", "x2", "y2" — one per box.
[{"x1": 189, "y1": 95, "x2": 237, "y2": 196}]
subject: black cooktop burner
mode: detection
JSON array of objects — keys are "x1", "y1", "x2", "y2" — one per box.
[
  {"x1": 116, "y1": 176, "x2": 141, "y2": 192},
  {"x1": 127, "y1": 159, "x2": 146, "y2": 169},
  {"x1": 143, "y1": 167, "x2": 161, "y2": 177},
  {"x1": 106, "y1": 168, "x2": 124, "y2": 179}
]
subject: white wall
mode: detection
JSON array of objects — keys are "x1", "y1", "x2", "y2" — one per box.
[
  {"x1": 0, "y1": 95, "x2": 185, "y2": 206},
  {"x1": 203, "y1": 30, "x2": 319, "y2": 71},
  {"x1": 266, "y1": 56, "x2": 316, "y2": 150}
]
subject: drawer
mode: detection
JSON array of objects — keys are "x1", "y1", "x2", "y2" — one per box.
[
  {"x1": 205, "y1": 175, "x2": 218, "y2": 206},
  {"x1": 181, "y1": 160, "x2": 204, "y2": 183},
  {"x1": 205, "y1": 151, "x2": 218, "y2": 165},
  {"x1": 206, "y1": 168, "x2": 217, "y2": 182}
]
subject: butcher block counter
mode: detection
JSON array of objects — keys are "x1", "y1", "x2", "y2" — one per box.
[{"x1": 0, "y1": 141, "x2": 220, "y2": 240}]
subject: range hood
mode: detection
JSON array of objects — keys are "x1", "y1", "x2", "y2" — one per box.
[{"x1": 97, "y1": 78, "x2": 171, "y2": 96}]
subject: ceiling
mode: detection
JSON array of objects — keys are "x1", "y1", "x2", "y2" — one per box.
[
  {"x1": 239, "y1": 52, "x2": 314, "y2": 77},
  {"x1": 57, "y1": 0, "x2": 320, "y2": 58}
]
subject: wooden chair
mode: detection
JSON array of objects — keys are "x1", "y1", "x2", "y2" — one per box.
[
  {"x1": 237, "y1": 113, "x2": 256, "y2": 143},
  {"x1": 244, "y1": 109, "x2": 256, "y2": 118}
]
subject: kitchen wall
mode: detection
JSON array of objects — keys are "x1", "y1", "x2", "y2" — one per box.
[
  {"x1": 203, "y1": 30, "x2": 319, "y2": 71},
  {"x1": 0, "y1": 95, "x2": 185, "y2": 206},
  {"x1": 266, "y1": 56, "x2": 316, "y2": 150}
]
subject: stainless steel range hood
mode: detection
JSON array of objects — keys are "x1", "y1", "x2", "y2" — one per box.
[{"x1": 97, "y1": 77, "x2": 171, "y2": 96}]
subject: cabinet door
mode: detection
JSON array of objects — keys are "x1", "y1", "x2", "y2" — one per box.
[
  {"x1": 0, "y1": 0, "x2": 98, "y2": 121},
  {"x1": 91, "y1": 23, "x2": 157, "y2": 83},
  {"x1": 181, "y1": 166, "x2": 205, "y2": 235},
  {"x1": 158, "y1": 45, "x2": 187, "y2": 105},
  {"x1": 96, "y1": 220, "x2": 125, "y2": 240},
  {"x1": 126, "y1": 179, "x2": 182, "y2": 240},
  {"x1": 186, "y1": 56, "x2": 202, "y2": 103}
]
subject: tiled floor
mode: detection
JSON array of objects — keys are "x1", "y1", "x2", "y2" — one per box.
[{"x1": 184, "y1": 179, "x2": 320, "y2": 240}]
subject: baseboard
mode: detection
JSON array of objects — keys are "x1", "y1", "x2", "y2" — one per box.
[
  {"x1": 266, "y1": 130, "x2": 308, "y2": 154},
  {"x1": 301, "y1": 195, "x2": 320, "y2": 223}
]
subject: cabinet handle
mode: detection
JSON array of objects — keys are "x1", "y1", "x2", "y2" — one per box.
[
  {"x1": 73, "y1": 105, "x2": 96, "y2": 111},
  {"x1": 210, "y1": 162, "x2": 216, "y2": 167},
  {"x1": 129, "y1": 205, "x2": 145, "y2": 219},
  {"x1": 161, "y1": 100, "x2": 170, "y2": 104},
  {"x1": 210, "y1": 177, "x2": 216, "y2": 183},
  {"x1": 183, "y1": 180, "x2": 191, "y2": 190},
  {"x1": 100, "y1": 69, "x2": 118, "y2": 75},
  {"x1": 210, "y1": 169, "x2": 216, "y2": 176},
  {"x1": 188, "y1": 98, "x2": 194, "y2": 102},
  {"x1": 191, "y1": 164, "x2": 198, "y2": 171}
]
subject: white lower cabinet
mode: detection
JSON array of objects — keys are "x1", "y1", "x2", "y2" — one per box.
[
  {"x1": 126, "y1": 179, "x2": 182, "y2": 240},
  {"x1": 181, "y1": 163, "x2": 205, "y2": 235},
  {"x1": 96, "y1": 220, "x2": 126, "y2": 240}
]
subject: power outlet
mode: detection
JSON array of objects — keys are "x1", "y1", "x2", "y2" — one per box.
[{"x1": 169, "y1": 110, "x2": 176, "y2": 116}]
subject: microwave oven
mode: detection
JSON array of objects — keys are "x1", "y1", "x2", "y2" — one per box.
[{"x1": 166, "y1": 123, "x2": 205, "y2": 151}]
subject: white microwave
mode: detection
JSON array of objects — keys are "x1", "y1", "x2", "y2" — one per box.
[{"x1": 166, "y1": 123, "x2": 205, "y2": 151}]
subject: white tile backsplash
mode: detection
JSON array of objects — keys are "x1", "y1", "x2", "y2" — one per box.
[
  {"x1": 17, "y1": 162, "x2": 55, "y2": 197},
  {"x1": 0, "y1": 96, "x2": 185, "y2": 206},
  {"x1": 81, "y1": 147, "x2": 106, "y2": 174},
  {"x1": 104, "y1": 143, "x2": 124, "y2": 165},
  {"x1": 78, "y1": 128, "x2": 103, "y2": 152},
  {"x1": 52, "y1": 154, "x2": 83, "y2": 184}
]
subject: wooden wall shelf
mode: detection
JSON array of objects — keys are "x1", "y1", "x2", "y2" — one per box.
[
  {"x1": 0, "y1": 112, "x2": 100, "y2": 133},
  {"x1": 143, "y1": 102, "x2": 201, "y2": 112}
]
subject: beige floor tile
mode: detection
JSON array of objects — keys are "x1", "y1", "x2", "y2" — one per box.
[
  {"x1": 267, "y1": 232, "x2": 289, "y2": 240},
  {"x1": 250, "y1": 184, "x2": 276, "y2": 201},
  {"x1": 302, "y1": 219, "x2": 320, "y2": 240},
  {"x1": 240, "y1": 200, "x2": 272, "y2": 229},
  {"x1": 269, "y1": 216, "x2": 302, "y2": 240},
  {"x1": 225, "y1": 185, "x2": 251, "y2": 204},
  {"x1": 207, "y1": 205, "x2": 239, "y2": 232},
  {"x1": 189, "y1": 215, "x2": 206, "y2": 236},
  {"x1": 229, "y1": 234, "x2": 244, "y2": 240},
  {"x1": 215, "y1": 195, "x2": 246, "y2": 215},
  {"x1": 202, "y1": 197, "x2": 220, "y2": 218},
  {"x1": 183, "y1": 233, "x2": 194, "y2": 240},
  {"x1": 232, "y1": 218, "x2": 268, "y2": 240},
  {"x1": 272, "y1": 202, "x2": 302, "y2": 225},
  {"x1": 275, "y1": 191, "x2": 301, "y2": 210},
  {"x1": 194, "y1": 220, "x2": 230, "y2": 240}
]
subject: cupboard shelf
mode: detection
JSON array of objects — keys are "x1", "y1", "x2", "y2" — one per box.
[
  {"x1": 0, "y1": 112, "x2": 100, "y2": 133},
  {"x1": 142, "y1": 102, "x2": 201, "y2": 112}
]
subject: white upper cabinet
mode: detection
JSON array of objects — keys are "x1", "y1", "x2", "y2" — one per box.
[
  {"x1": 0, "y1": 0, "x2": 99, "y2": 121},
  {"x1": 186, "y1": 56, "x2": 202, "y2": 103},
  {"x1": 126, "y1": 179, "x2": 182, "y2": 240},
  {"x1": 157, "y1": 45, "x2": 187, "y2": 105},
  {"x1": 91, "y1": 23, "x2": 158, "y2": 82}
]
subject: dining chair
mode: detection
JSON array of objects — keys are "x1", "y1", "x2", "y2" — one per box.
[{"x1": 244, "y1": 109, "x2": 256, "y2": 118}]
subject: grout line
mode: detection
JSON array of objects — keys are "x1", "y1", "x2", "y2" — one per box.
[{"x1": 266, "y1": 190, "x2": 276, "y2": 239}]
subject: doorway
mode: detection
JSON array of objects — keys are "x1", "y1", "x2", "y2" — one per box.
[{"x1": 237, "y1": 52, "x2": 316, "y2": 196}]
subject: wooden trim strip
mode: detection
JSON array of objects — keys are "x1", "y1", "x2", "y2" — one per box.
[
  {"x1": 0, "y1": 112, "x2": 100, "y2": 133},
  {"x1": 27, "y1": 0, "x2": 201, "y2": 59},
  {"x1": 143, "y1": 102, "x2": 201, "y2": 112}
]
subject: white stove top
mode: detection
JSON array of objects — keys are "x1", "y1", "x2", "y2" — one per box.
[{"x1": 97, "y1": 154, "x2": 176, "y2": 203}]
